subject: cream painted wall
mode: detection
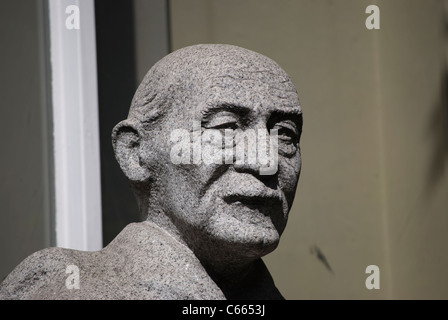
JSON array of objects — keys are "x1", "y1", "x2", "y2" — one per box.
[
  {"x1": 134, "y1": 0, "x2": 170, "y2": 83},
  {"x1": 377, "y1": 0, "x2": 448, "y2": 299},
  {"x1": 170, "y1": 0, "x2": 448, "y2": 299}
]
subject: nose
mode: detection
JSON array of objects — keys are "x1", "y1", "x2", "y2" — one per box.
[
  {"x1": 233, "y1": 158, "x2": 261, "y2": 174},
  {"x1": 232, "y1": 127, "x2": 278, "y2": 177},
  {"x1": 233, "y1": 156, "x2": 278, "y2": 177},
  {"x1": 233, "y1": 154, "x2": 278, "y2": 190}
]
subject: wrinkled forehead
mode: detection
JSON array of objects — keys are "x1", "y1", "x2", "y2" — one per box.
[
  {"x1": 174, "y1": 45, "x2": 300, "y2": 112},
  {"x1": 129, "y1": 45, "x2": 302, "y2": 125},
  {"x1": 201, "y1": 69, "x2": 301, "y2": 113}
]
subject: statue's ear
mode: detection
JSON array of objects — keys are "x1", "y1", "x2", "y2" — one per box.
[{"x1": 112, "y1": 119, "x2": 150, "y2": 183}]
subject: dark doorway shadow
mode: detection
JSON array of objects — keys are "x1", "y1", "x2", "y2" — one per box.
[{"x1": 95, "y1": 0, "x2": 140, "y2": 246}]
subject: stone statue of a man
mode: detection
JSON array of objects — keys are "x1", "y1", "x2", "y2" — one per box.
[{"x1": 0, "y1": 44, "x2": 302, "y2": 300}]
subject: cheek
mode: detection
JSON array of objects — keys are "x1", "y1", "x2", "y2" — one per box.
[
  {"x1": 165, "y1": 165, "x2": 202, "y2": 204},
  {"x1": 278, "y1": 152, "x2": 301, "y2": 197},
  {"x1": 164, "y1": 163, "x2": 228, "y2": 222}
]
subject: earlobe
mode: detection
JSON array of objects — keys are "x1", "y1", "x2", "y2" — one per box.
[{"x1": 112, "y1": 120, "x2": 151, "y2": 183}]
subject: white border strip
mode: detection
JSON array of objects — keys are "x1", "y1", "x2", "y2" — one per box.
[{"x1": 49, "y1": 0, "x2": 102, "y2": 251}]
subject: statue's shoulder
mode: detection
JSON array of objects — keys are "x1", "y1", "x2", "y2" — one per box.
[
  {"x1": 0, "y1": 222, "x2": 226, "y2": 300},
  {"x1": 0, "y1": 246, "x2": 87, "y2": 299},
  {"x1": 104, "y1": 221, "x2": 226, "y2": 300}
]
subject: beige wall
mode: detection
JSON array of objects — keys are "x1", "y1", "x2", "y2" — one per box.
[
  {"x1": 378, "y1": 0, "x2": 448, "y2": 299},
  {"x1": 170, "y1": 0, "x2": 448, "y2": 299},
  {"x1": 134, "y1": 0, "x2": 170, "y2": 83}
]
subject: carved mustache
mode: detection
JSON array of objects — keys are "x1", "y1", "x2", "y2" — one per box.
[
  {"x1": 217, "y1": 173, "x2": 282, "y2": 205},
  {"x1": 221, "y1": 194, "x2": 283, "y2": 212}
]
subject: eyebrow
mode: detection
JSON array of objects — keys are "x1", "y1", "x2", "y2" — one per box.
[
  {"x1": 270, "y1": 108, "x2": 302, "y2": 118},
  {"x1": 202, "y1": 101, "x2": 303, "y2": 131},
  {"x1": 269, "y1": 109, "x2": 303, "y2": 134},
  {"x1": 201, "y1": 103, "x2": 251, "y2": 118}
]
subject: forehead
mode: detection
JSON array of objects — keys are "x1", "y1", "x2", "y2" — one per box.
[{"x1": 201, "y1": 70, "x2": 301, "y2": 115}]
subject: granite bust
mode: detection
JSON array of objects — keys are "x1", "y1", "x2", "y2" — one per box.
[{"x1": 0, "y1": 44, "x2": 303, "y2": 300}]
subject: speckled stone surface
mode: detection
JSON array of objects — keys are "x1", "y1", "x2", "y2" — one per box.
[
  {"x1": 0, "y1": 44, "x2": 302, "y2": 300},
  {"x1": 0, "y1": 222, "x2": 225, "y2": 299}
]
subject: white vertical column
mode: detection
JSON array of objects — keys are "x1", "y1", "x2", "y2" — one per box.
[{"x1": 48, "y1": 0, "x2": 102, "y2": 251}]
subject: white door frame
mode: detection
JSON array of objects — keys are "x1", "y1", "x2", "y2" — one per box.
[{"x1": 48, "y1": 0, "x2": 102, "y2": 251}]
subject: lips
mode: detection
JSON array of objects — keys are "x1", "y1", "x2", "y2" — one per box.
[
  {"x1": 222, "y1": 194, "x2": 282, "y2": 212},
  {"x1": 210, "y1": 172, "x2": 284, "y2": 215}
]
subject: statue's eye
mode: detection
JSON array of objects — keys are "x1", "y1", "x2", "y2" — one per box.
[
  {"x1": 211, "y1": 121, "x2": 238, "y2": 130},
  {"x1": 273, "y1": 122, "x2": 298, "y2": 143},
  {"x1": 277, "y1": 128, "x2": 296, "y2": 144},
  {"x1": 202, "y1": 112, "x2": 240, "y2": 130},
  {"x1": 272, "y1": 121, "x2": 299, "y2": 156}
]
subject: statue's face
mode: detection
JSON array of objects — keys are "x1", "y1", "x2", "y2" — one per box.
[{"x1": 144, "y1": 66, "x2": 302, "y2": 261}]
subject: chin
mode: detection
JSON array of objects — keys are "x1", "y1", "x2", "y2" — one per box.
[{"x1": 205, "y1": 214, "x2": 281, "y2": 258}]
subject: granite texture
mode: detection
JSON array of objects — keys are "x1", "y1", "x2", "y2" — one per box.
[
  {"x1": 0, "y1": 44, "x2": 302, "y2": 300},
  {"x1": 0, "y1": 222, "x2": 225, "y2": 299}
]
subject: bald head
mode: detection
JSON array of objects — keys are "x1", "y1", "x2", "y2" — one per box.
[{"x1": 128, "y1": 44, "x2": 300, "y2": 129}]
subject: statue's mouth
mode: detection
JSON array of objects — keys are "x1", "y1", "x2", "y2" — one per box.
[{"x1": 222, "y1": 194, "x2": 282, "y2": 213}]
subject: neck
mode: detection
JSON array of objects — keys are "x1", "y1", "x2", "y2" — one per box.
[
  {"x1": 205, "y1": 258, "x2": 284, "y2": 300},
  {"x1": 141, "y1": 203, "x2": 282, "y2": 299},
  {"x1": 202, "y1": 252, "x2": 257, "y2": 283}
]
